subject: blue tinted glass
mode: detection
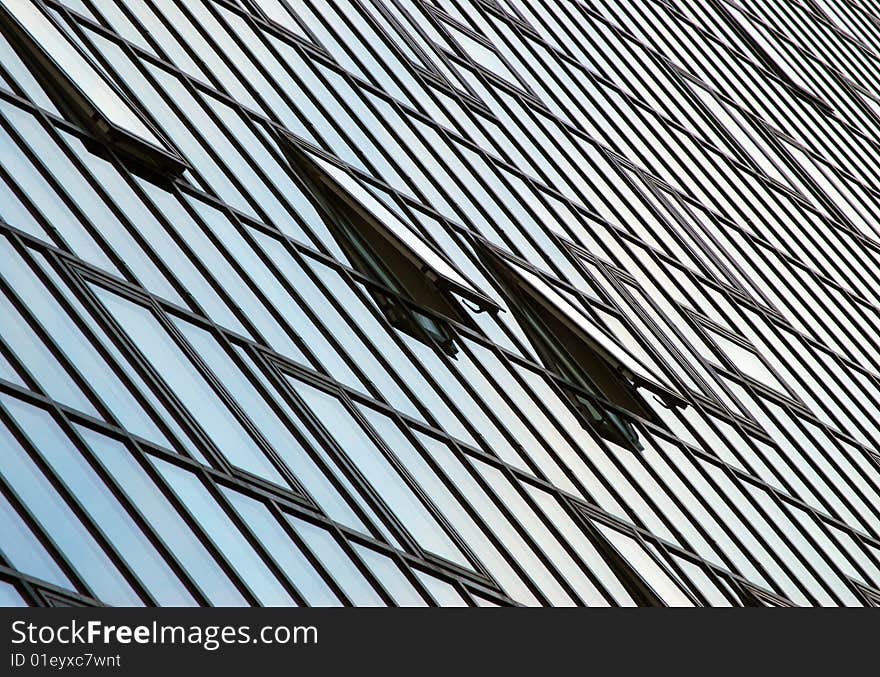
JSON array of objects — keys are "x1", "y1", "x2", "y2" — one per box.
[
  {"x1": 285, "y1": 515, "x2": 385, "y2": 606},
  {"x1": 80, "y1": 426, "x2": 247, "y2": 607},
  {"x1": 0, "y1": 399, "x2": 141, "y2": 605},
  {"x1": 291, "y1": 380, "x2": 469, "y2": 567},
  {"x1": 0, "y1": 483, "x2": 71, "y2": 589},
  {"x1": 0, "y1": 580, "x2": 26, "y2": 607},
  {"x1": 0, "y1": 103, "x2": 118, "y2": 273},
  {"x1": 151, "y1": 457, "x2": 296, "y2": 606},
  {"x1": 3, "y1": 398, "x2": 196, "y2": 606},
  {"x1": 0, "y1": 290, "x2": 99, "y2": 418},
  {"x1": 0, "y1": 348, "x2": 24, "y2": 386},
  {"x1": 90, "y1": 285, "x2": 287, "y2": 488},
  {"x1": 352, "y1": 544, "x2": 428, "y2": 607},
  {"x1": 222, "y1": 488, "x2": 342, "y2": 607},
  {"x1": 413, "y1": 571, "x2": 468, "y2": 607},
  {"x1": 0, "y1": 240, "x2": 171, "y2": 447}
]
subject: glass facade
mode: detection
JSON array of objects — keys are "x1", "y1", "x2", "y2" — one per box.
[{"x1": 2, "y1": 0, "x2": 880, "y2": 607}]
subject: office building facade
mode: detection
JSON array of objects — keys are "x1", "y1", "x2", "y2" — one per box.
[{"x1": 2, "y1": 0, "x2": 880, "y2": 606}]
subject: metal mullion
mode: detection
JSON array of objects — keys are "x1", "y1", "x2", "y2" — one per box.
[
  {"x1": 759, "y1": 366, "x2": 880, "y2": 528},
  {"x1": 172, "y1": 0, "x2": 286, "y2": 118},
  {"x1": 183, "y1": 206, "x2": 359, "y2": 382},
  {"x1": 291, "y1": 239, "x2": 458, "y2": 421},
  {"x1": 399, "y1": 121, "x2": 566, "y2": 276},
  {"x1": 119, "y1": 180, "x2": 267, "y2": 343},
  {"x1": 456, "y1": 334, "x2": 607, "y2": 495},
  {"x1": 299, "y1": 0, "x2": 418, "y2": 101},
  {"x1": 306, "y1": 65, "x2": 438, "y2": 206},
  {"x1": 145, "y1": 70, "x2": 281, "y2": 227},
  {"x1": 585, "y1": 415, "x2": 730, "y2": 569},
  {"x1": 262, "y1": 503, "x2": 356, "y2": 607},
  {"x1": 350, "y1": 0, "x2": 443, "y2": 77},
  {"x1": 138, "y1": 0, "x2": 229, "y2": 96},
  {"x1": 646, "y1": 180, "x2": 750, "y2": 294},
  {"x1": 52, "y1": 419, "x2": 213, "y2": 608},
  {"x1": 733, "y1": 470, "x2": 851, "y2": 605},
  {"x1": 254, "y1": 352, "x2": 420, "y2": 550},
  {"x1": 771, "y1": 470, "x2": 880, "y2": 598},
  {"x1": 740, "y1": 248, "x2": 880, "y2": 434},
  {"x1": 138, "y1": 294, "x2": 312, "y2": 501},
  {"x1": 68, "y1": 268, "x2": 234, "y2": 474},
  {"x1": 633, "y1": 447, "x2": 796, "y2": 601},
  {"x1": 371, "y1": 423, "x2": 554, "y2": 605},
  {"x1": 567, "y1": 504, "x2": 673, "y2": 606},
  {"x1": 0, "y1": 400, "x2": 157, "y2": 606},
  {"x1": 7, "y1": 105, "x2": 193, "y2": 299},
  {"x1": 379, "y1": 84, "x2": 548, "y2": 252},
  {"x1": 0, "y1": 260, "x2": 118, "y2": 422},
  {"x1": 131, "y1": 451, "x2": 263, "y2": 607},
  {"x1": 0, "y1": 563, "x2": 99, "y2": 607},
  {"x1": 23, "y1": 239, "x2": 200, "y2": 458},
  {"x1": 504, "y1": 473, "x2": 625, "y2": 606},
  {"x1": 167, "y1": 184, "x2": 327, "y2": 366},
  {"x1": 243, "y1": 227, "x2": 404, "y2": 405},
  {"x1": 345, "y1": 399, "x2": 489, "y2": 574},
  {"x1": 341, "y1": 373, "x2": 574, "y2": 510},
  {"x1": 582, "y1": 252, "x2": 720, "y2": 401},
  {"x1": 0, "y1": 103, "x2": 141, "y2": 282},
  {"x1": 121, "y1": 52, "x2": 272, "y2": 224},
  {"x1": 663, "y1": 549, "x2": 743, "y2": 606},
  {"x1": 0, "y1": 467, "x2": 93, "y2": 601},
  {"x1": 644, "y1": 537, "x2": 722, "y2": 607},
  {"x1": 271, "y1": 363, "x2": 515, "y2": 594},
  {"x1": 627, "y1": 419, "x2": 761, "y2": 581},
  {"x1": 70, "y1": 0, "x2": 211, "y2": 88},
  {"x1": 281, "y1": 378, "x2": 427, "y2": 556},
  {"x1": 435, "y1": 69, "x2": 578, "y2": 206},
  {"x1": 812, "y1": 506, "x2": 880, "y2": 587},
  {"x1": 700, "y1": 434, "x2": 844, "y2": 603},
  {"x1": 189, "y1": 475, "x2": 311, "y2": 607},
  {"x1": 751, "y1": 254, "x2": 880, "y2": 380}
]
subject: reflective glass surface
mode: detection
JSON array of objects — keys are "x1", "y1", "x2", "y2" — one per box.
[{"x1": 2, "y1": 0, "x2": 880, "y2": 607}]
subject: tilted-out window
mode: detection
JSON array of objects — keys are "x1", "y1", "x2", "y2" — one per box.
[
  {"x1": 479, "y1": 242, "x2": 682, "y2": 450},
  {"x1": 0, "y1": 0, "x2": 186, "y2": 174},
  {"x1": 278, "y1": 133, "x2": 498, "y2": 352}
]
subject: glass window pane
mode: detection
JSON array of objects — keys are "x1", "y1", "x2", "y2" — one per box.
[
  {"x1": 291, "y1": 380, "x2": 469, "y2": 567},
  {"x1": 0, "y1": 401, "x2": 141, "y2": 605},
  {"x1": 413, "y1": 570, "x2": 468, "y2": 607},
  {"x1": 595, "y1": 524, "x2": 695, "y2": 607},
  {"x1": 0, "y1": 240, "x2": 171, "y2": 447},
  {"x1": 151, "y1": 457, "x2": 296, "y2": 606},
  {"x1": 0, "y1": 580, "x2": 26, "y2": 607},
  {"x1": 222, "y1": 488, "x2": 342, "y2": 607},
  {"x1": 80, "y1": 426, "x2": 247, "y2": 607},
  {"x1": 352, "y1": 544, "x2": 428, "y2": 607},
  {"x1": 89, "y1": 285, "x2": 287, "y2": 488},
  {"x1": 3, "y1": 397, "x2": 196, "y2": 606},
  {"x1": 285, "y1": 515, "x2": 385, "y2": 606},
  {"x1": 0, "y1": 0, "x2": 161, "y2": 144},
  {"x1": 0, "y1": 286, "x2": 99, "y2": 417},
  {"x1": 0, "y1": 481, "x2": 71, "y2": 589}
]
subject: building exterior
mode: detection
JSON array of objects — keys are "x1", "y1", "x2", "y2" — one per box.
[{"x1": 2, "y1": 0, "x2": 880, "y2": 607}]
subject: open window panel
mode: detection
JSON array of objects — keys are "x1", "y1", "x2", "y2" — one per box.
[
  {"x1": 0, "y1": 0, "x2": 187, "y2": 176},
  {"x1": 277, "y1": 132, "x2": 499, "y2": 353},
  {"x1": 477, "y1": 240, "x2": 685, "y2": 451}
]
